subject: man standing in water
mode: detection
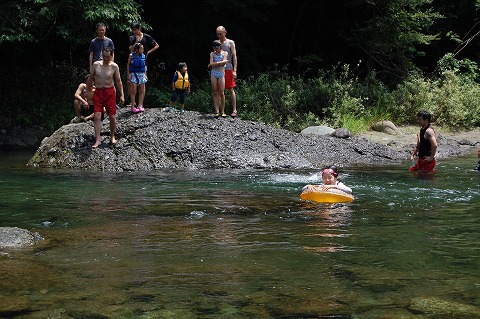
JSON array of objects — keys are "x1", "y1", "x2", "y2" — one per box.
[
  {"x1": 87, "y1": 47, "x2": 124, "y2": 148},
  {"x1": 409, "y1": 110, "x2": 437, "y2": 172},
  {"x1": 216, "y1": 26, "x2": 238, "y2": 117}
]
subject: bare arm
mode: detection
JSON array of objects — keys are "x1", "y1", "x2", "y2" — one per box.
[
  {"x1": 410, "y1": 132, "x2": 420, "y2": 161},
  {"x1": 86, "y1": 65, "x2": 95, "y2": 90},
  {"x1": 126, "y1": 54, "x2": 132, "y2": 83},
  {"x1": 230, "y1": 40, "x2": 237, "y2": 75},
  {"x1": 148, "y1": 42, "x2": 159, "y2": 55},
  {"x1": 89, "y1": 52, "x2": 94, "y2": 68},
  {"x1": 113, "y1": 64, "x2": 124, "y2": 104},
  {"x1": 74, "y1": 83, "x2": 88, "y2": 106},
  {"x1": 425, "y1": 128, "x2": 437, "y2": 161}
]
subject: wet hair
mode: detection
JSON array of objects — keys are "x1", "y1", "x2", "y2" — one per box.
[
  {"x1": 322, "y1": 166, "x2": 338, "y2": 178},
  {"x1": 133, "y1": 43, "x2": 143, "y2": 51},
  {"x1": 212, "y1": 40, "x2": 222, "y2": 48},
  {"x1": 102, "y1": 47, "x2": 113, "y2": 55},
  {"x1": 131, "y1": 22, "x2": 141, "y2": 30},
  {"x1": 417, "y1": 110, "x2": 432, "y2": 123},
  {"x1": 177, "y1": 62, "x2": 187, "y2": 71}
]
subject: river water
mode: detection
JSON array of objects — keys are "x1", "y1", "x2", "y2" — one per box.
[{"x1": 1, "y1": 150, "x2": 480, "y2": 318}]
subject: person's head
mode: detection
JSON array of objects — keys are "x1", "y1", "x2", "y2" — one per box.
[
  {"x1": 321, "y1": 166, "x2": 339, "y2": 185},
  {"x1": 96, "y1": 22, "x2": 106, "y2": 37},
  {"x1": 102, "y1": 47, "x2": 113, "y2": 61},
  {"x1": 133, "y1": 43, "x2": 144, "y2": 54},
  {"x1": 212, "y1": 40, "x2": 222, "y2": 52},
  {"x1": 416, "y1": 110, "x2": 431, "y2": 127},
  {"x1": 131, "y1": 22, "x2": 142, "y2": 35},
  {"x1": 177, "y1": 62, "x2": 187, "y2": 73},
  {"x1": 216, "y1": 26, "x2": 227, "y2": 41}
]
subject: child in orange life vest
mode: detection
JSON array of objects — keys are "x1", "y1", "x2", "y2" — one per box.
[
  {"x1": 302, "y1": 166, "x2": 352, "y2": 194},
  {"x1": 127, "y1": 43, "x2": 147, "y2": 114},
  {"x1": 168, "y1": 62, "x2": 190, "y2": 113}
]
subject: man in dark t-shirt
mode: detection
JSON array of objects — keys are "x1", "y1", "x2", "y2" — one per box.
[{"x1": 89, "y1": 22, "x2": 115, "y2": 71}]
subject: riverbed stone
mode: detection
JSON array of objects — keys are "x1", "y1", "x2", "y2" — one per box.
[
  {"x1": 27, "y1": 108, "x2": 407, "y2": 171},
  {"x1": 300, "y1": 125, "x2": 335, "y2": 136},
  {"x1": 409, "y1": 296, "x2": 480, "y2": 318},
  {"x1": 331, "y1": 127, "x2": 352, "y2": 139},
  {"x1": 0, "y1": 227, "x2": 43, "y2": 248},
  {"x1": 372, "y1": 120, "x2": 397, "y2": 135}
]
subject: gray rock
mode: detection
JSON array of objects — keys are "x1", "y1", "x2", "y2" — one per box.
[
  {"x1": 0, "y1": 227, "x2": 43, "y2": 249},
  {"x1": 331, "y1": 128, "x2": 352, "y2": 139},
  {"x1": 27, "y1": 108, "x2": 405, "y2": 171},
  {"x1": 372, "y1": 120, "x2": 397, "y2": 135},
  {"x1": 300, "y1": 125, "x2": 335, "y2": 136}
]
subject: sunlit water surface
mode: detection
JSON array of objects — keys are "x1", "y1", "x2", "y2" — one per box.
[{"x1": 1, "y1": 150, "x2": 480, "y2": 318}]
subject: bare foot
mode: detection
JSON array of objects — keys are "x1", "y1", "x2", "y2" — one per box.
[
  {"x1": 92, "y1": 142, "x2": 101, "y2": 149},
  {"x1": 110, "y1": 137, "x2": 117, "y2": 145}
]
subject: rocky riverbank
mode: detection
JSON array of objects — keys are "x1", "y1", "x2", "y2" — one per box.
[
  {"x1": 3, "y1": 108, "x2": 478, "y2": 171},
  {"x1": 26, "y1": 108, "x2": 406, "y2": 171}
]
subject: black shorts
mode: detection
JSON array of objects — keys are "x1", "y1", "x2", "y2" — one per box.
[{"x1": 80, "y1": 105, "x2": 94, "y2": 117}]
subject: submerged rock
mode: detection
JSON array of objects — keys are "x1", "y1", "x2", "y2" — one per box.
[
  {"x1": 409, "y1": 296, "x2": 480, "y2": 318},
  {"x1": 0, "y1": 227, "x2": 43, "y2": 249},
  {"x1": 27, "y1": 108, "x2": 404, "y2": 171}
]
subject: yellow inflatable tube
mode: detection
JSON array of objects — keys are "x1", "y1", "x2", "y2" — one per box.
[{"x1": 300, "y1": 185, "x2": 354, "y2": 204}]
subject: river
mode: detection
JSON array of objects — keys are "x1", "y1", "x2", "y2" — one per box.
[{"x1": 1, "y1": 150, "x2": 480, "y2": 318}]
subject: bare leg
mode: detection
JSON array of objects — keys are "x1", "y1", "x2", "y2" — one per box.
[
  {"x1": 218, "y1": 77, "x2": 226, "y2": 114},
  {"x1": 130, "y1": 83, "x2": 137, "y2": 109},
  {"x1": 109, "y1": 114, "x2": 116, "y2": 144},
  {"x1": 128, "y1": 81, "x2": 136, "y2": 107},
  {"x1": 138, "y1": 84, "x2": 145, "y2": 109},
  {"x1": 74, "y1": 100, "x2": 82, "y2": 118},
  {"x1": 92, "y1": 112, "x2": 102, "y2": 148},
  {"x1": 228, "y1": 88, "x2": 237, "y2": 113},
  {"x1": 211, "y1": 75, "x2": 219, "y2": 114}
]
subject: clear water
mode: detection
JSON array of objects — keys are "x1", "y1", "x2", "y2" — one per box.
[{"x1": 1, "y1": 150, "x2": 480, "y2": 318}]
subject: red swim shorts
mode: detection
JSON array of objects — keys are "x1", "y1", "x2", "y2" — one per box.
[
  {"x1": 93, "y1": 87, "x2": 116, "y2": 116},
  {"x1": 225, "y1": 70, "x2": 236, "y2": 89},
  {"x1": 409, "y1": 157, "x2": 436, "y2": 173}
]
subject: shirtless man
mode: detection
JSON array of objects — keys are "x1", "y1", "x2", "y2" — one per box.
[
  {"x1": 409, "y1": 110, "x2": 437, "y2": 173},
  {"x1": 216, "y1": 26, "x2": 238, "y2": 117},
  {"x1": 87, "y1": 47, "x2": 124, "y2": 148},
  {"x1": 72, "y1": 75, "x2": 96, "y2": 123}
]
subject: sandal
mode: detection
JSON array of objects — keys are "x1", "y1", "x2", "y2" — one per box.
[
  {"x1": 214, "y1": 113, "x2": 220, "y2": 118},
  {"x1": 221, "y1": 113, "x2": 227, "y2": 118},
  {"x1": 230, "y1": 111, "x2": 237, "y2": 117}
]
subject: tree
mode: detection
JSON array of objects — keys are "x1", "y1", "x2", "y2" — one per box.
[
  {"x1": 0, "y1": 0, "x2": 145, "y2": 48},
  {"x1": 350, "y1": 0, "x2": 443, "y2": 83}
]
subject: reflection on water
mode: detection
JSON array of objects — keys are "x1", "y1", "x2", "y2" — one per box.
[{"x1": 1, "y1": 150, "x2": 480, "y2": 318}]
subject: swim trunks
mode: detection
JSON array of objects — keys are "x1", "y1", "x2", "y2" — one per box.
[
  {"x1": 93, "y1": 87, "x2": 116, "y2": 116},
  {"x1": 225, "y1": 70, "x2": 236, "y2": 89},
  {"x1": 410, "y1": 157, "x2": 436, "y2": 173}
]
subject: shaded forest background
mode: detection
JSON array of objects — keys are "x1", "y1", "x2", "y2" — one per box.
[{"x1": 1, "y1": 0, "x2": 480, "y2": 132}]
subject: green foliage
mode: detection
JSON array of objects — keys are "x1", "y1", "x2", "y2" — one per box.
[
  {"x1": 352, "y1": 0, "x2": 443, "y2": 82},
  {"x1": 0, "y1": 0, "x2": 145, "y2": 47}
]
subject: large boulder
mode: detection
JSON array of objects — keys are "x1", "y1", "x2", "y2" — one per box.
[
  {"x1": 27, "y1": 108, "x2": 405, "y2": 171},
  {"x1": 0, "y1": 227, "x2": 43, "y2": 249},
  {"x1": 372, "y1": 120, "x2": 397, "y2": 135}
]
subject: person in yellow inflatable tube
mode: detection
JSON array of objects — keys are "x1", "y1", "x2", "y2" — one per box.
[{"x1": 302, "y1": 166, "x2": 352, "y2": 194}]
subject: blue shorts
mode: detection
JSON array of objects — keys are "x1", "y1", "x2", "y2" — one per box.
[{"x1": 129, "y1": 72, "x2": 147, "y2": 85}]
